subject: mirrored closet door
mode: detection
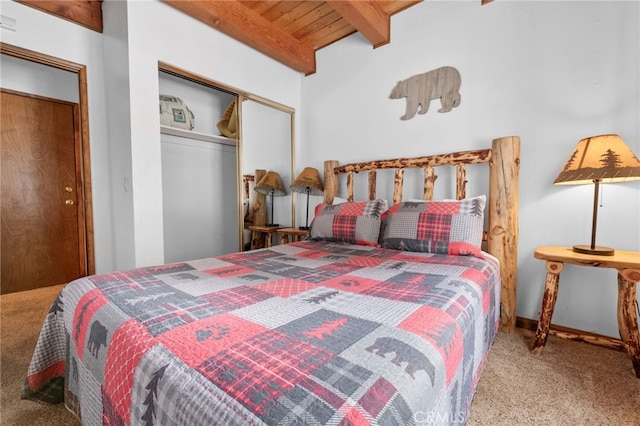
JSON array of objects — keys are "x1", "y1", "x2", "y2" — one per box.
[{"x1": 240, "y1": 98, "x2": 295, "y2": 249}]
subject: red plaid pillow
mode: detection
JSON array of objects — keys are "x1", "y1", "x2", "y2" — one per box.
[
  {"x1": 380, "y1": 196, "x2": 486, "y2": 257},
  {"x1": 309, "y1": 200, "x2": 388, "y2": 246}
]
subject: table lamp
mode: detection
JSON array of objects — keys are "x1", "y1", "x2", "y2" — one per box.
[
  {"x1": 554, "y1": 134, "x2": 640, "y2": 255},
  {"x1": 290, "y1": 167, "x2": 324, "y2": 230},
  {"x1": 254, "y1": 171, "x2": 286, "y2": 227}
]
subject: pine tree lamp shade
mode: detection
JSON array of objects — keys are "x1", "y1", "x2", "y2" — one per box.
[{"x1": 554, "y1": 134, "x2": 640, "y2": 255}]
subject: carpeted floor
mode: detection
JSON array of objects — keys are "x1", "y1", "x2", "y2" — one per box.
[
  {"x1": 1, "y1": 284, "x2": 79, "y2": 425},
  {"x1": 467, "y1": 327, "x2": 640, "y2": 425},
  {"x1": 1, "y1": 284, "x2": 639, "y2": 425}
]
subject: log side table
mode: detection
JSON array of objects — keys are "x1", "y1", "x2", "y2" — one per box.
[
  {"x1": 248, "y1": 225, "x2": 283, "y2": 250},
  {"x1": 530, "y1": 246, "x2": 640, "y2": 378},
  {"x1": 276, "y1": 227, "x2": 309, "y2": 244}
]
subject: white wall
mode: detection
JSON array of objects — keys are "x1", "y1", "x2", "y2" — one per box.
[
  {"x1": 301, "y1": 0, "x2": 640, "y2": 337},
  {"x1": 102, "y1": 0, "x2": 135, "y2": 270},
  {"x1": 0, "y1": 1, "x2": 114, "y2": 273},
  {"x1": 0, "y1": 55, "x2": 78, "y2": 102},
  {"x1": 121, "y1": 0, "x2": 302, "y2": 267},
  {"x1": 1, "y1": 0, "x2": 302, "y2": 272}
]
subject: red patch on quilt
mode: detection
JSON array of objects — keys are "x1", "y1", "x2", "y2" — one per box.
[
  {"x1": 199, "y1": 331, "x2": 334, "y2": 416},
  {"x1": 398, "y1": 305, "x2": 462, "y2": 385},
  {"x1": 448, "y1": 241, "x2": 482, "y2": 257},
  {"x1": 358, "y1": 376, "x2": 397, "y2": 418},
  {"x1": 103, "y1": 319, "x2": 154, "y2": 422},
  {"x1": 256, "y1": 278, "x2": 318, "y2": 297},
  {"x1": 298, "y1": 374, "x2": 344, "y2": 409},
  {"x1": 461, "y1": 268, "x2": 491, "y2": 312},
  {"x1": 26, "y1": 360, "x2": 65, "y2": 392},
  {"x1": 344, "y1": 255, "x2": 388, "y2": 268},
  {"x1": 340, "y1": 408, "x2": 369, "y2": 425},
  {"x1": 157, "y1": 313, "x2": 268, "y2": 368},
  {"x1": 72, "y1": 288, "x2": 109, "y2": 360}
]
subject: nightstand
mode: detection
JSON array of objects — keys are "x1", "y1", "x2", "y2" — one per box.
[
  {"x1": 276, "y1": 227, "x2": 309, "y2": 244},
  {"x1": 530, "y1": 245, "x2": 640, "y2": 378},
  {"x1": 248, "y1": 225, "x2": 283, "y2": 250}
]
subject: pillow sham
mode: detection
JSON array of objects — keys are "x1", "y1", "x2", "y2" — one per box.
[
  {"x1": 312, "y1": 197, "x2": 358, "y2": 217},
  {"x1": 309, "y1": 199, "x2": 389, "y2": 246},
  {"x1": 380, "y1": 195, "x2": 486, "y2": 257}
]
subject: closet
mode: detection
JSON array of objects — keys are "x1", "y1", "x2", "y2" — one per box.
[
  {"x1": 158, "y1": 65, "x2": 295, "y2": 261},
  {"x1": 159, "y1": 69, "x2": 239, "y2": 263}
]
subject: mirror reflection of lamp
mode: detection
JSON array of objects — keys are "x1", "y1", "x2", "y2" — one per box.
[
  {"x1": 254, "y1": 171, "x2": 286, "y2": 227},
  {"x1": 290, "y1": 167, "x2": 324, "y2": 230},
  {"x1": 554, "y1": 134, "x2": 640, "y2": 256}
]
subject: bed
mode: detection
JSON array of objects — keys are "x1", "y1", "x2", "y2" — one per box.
[{"x1": 23, "y1": 136, "x2": 520, "y2": 425}]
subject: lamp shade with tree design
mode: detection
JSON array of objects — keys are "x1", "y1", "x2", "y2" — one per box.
[{"x1": 554, "y1": 134, "x2": 640, "y2": 255}]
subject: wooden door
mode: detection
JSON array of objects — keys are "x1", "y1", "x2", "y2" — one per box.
[{"x1": 1, "y1": 90, "x2": 86, "y2": 294}]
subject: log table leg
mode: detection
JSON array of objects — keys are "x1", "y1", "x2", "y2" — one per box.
[
  {"x1": 532, "y1": 246, "x2": 640, "y2": 376},
  {"x1": 531, "y1": 260, "x2": 564, "y2": 354},
  {"x1": 617, "y1": 268, "x2": 640, "y2": 378},
  {"x1": 250, "y1": 231, "x2": 259, "y2": 250}
]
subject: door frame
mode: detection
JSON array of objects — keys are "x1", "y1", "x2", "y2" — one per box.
[{"x1": 1, "y1": 42, "x2": 95, "y2": 275}]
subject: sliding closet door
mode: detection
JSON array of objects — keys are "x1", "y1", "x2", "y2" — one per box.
[
  {"x1": 241, "y1": 99, "x2": 294, "y2": 238},
  {"x1": 161, "y1": 133, "x2": 238, "y2": 263}
]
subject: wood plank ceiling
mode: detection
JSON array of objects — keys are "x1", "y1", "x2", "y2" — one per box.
[
  {"x1": 164, "y1": 0, "x2": 422, "y2": 75},
  {"x1": 17, "y1": 0, "x2": 494, "y2": 75}
]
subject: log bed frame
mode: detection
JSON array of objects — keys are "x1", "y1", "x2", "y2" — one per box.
[{"x1": 322, "y1": 136, "x2": 521, "y2": 332}]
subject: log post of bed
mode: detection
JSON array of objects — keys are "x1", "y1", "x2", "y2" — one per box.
[
  {"x1": 488, "y1": 136, "x2": 520, "y2": 332},
  {"x1": 322, "y1": 135, "x2": 520, "y2": 332},
  {"x1": 324, "y1": 161, "x2": 340, "y2": 204}
]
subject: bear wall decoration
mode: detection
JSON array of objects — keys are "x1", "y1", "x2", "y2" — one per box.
[{"x1": 390, "y1": 66, "x2": 461, "y2": 120}]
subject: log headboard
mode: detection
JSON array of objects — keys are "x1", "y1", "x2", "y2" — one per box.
[{"x1": 322, "y1": 136, "x2": 520, "y2": 332}]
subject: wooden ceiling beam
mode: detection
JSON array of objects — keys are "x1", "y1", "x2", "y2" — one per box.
[
  {"x1": 164, "y1": 0, "x2": 317, "y2": 75},
  {"x1": 16, "y1": 0, "x2": 103, "y2": 32},
  {"x1": 325, "y1": 0, "x2": 390, "y2": 48}
]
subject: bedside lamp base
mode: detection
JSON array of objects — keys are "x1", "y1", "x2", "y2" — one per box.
[{"x1": 572, "y1": 244, "x2": 615, "y2": 256}]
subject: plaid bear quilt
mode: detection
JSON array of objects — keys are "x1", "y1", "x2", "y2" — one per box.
[{"x1": 23, "y1": 240, "x2": 500, "y2": 425}]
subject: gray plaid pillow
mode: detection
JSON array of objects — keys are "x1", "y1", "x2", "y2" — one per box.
[
  {"x1": 381, "y1": 195, "x2": 486, "y2": 257},
  {"x1": 309, "y1": 199, "x2": 388, "y2": 246}
]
